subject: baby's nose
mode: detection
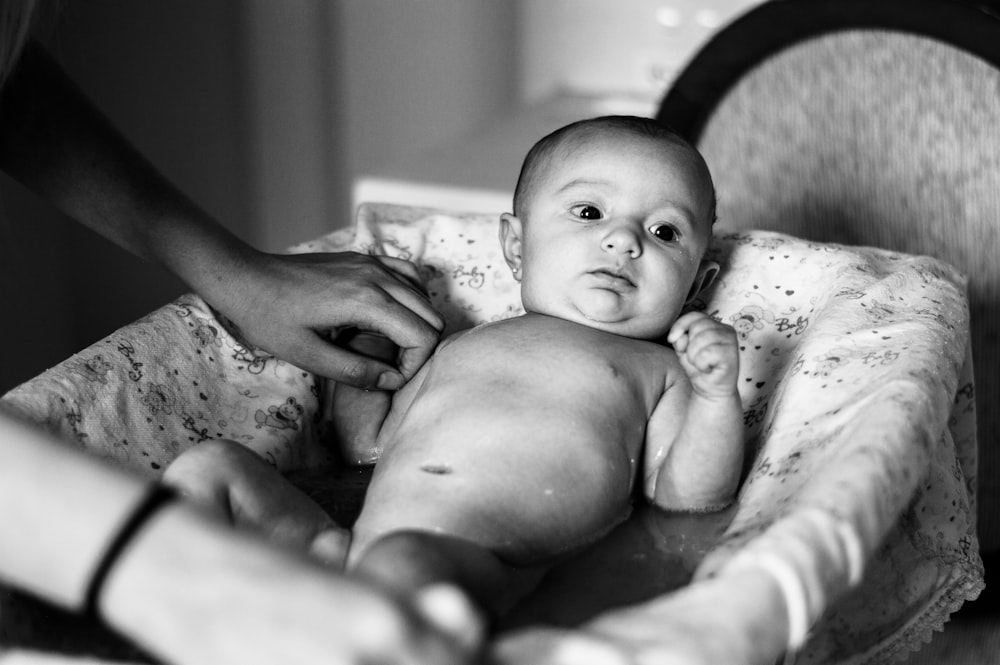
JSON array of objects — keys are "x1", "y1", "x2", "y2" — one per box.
[{"x1": 601, "y1": 225, "x2": 642, "y2": 258}]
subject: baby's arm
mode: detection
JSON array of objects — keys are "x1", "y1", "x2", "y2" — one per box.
[
  {"x1": 329, "y1": 330, "x2": 399, "y2": 465},
  {"x1": 643, "y1": 312, "x2": 744, "y2": 511}
]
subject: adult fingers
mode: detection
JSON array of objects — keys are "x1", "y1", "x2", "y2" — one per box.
[
  {"x1": 412, "y1": 585, "x2": 485, "y2": 656},
  {"x1": 492, "y1": 629, "x2": 632, "y2": 665},
  {"x1": 309, "y1": 527, "x2": 351, "y2": 569},
  {"x1": 374, "y1": 255, "x2": 430, "y2": 294},
  {"x1": 285, "y1": 251, "x2": 443, "y2": 332},
  {"x1": 292, "y1": 331, "x2": 403, "y2": 389},
  {"x1": 342, "y1": 295, "x2": 442, "y2": 382},
  {"x1": 379, "y1": 278, "x2": 446, "y2": 333},
  {"x1": 372, "y1": 256, "x2": 446, "y2": 333}
]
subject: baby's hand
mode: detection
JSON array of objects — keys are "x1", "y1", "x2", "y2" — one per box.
[{"x1": 667, "y1": 311, "x2": 739, "y2": 398}]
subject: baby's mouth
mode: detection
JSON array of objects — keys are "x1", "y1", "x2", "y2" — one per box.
[{"x1": 588, "y1": 268, "x2": 636, "y2": 289}]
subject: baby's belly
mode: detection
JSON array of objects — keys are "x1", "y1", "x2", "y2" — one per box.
[{"x1": 354, "y1": 405, "x2": 640, "y2": 566}]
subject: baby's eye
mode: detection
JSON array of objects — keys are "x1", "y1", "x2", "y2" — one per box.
[
  {"x1": 571, "y1": 204, "x2": 603, "y2": 221},
  {"x1": 649, "y1": 223, "x2": 680, "y2": 242}
]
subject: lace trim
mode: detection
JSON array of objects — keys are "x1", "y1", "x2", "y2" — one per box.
[{"x1": 850, "y1": 559, "x2": 986, "y2": 665}]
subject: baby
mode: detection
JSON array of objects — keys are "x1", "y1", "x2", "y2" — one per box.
[
  {"x1": 166, "y1": 115, "x2": 744, "y2": 619},
  {"x1": 340, "y1": 115, "x2": 743, "y2": 613}
]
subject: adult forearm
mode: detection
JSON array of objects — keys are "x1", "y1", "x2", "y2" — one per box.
[
  {"x1": 0, "y1": 412, "x2": 477, "y2": 665},
  {"x1": 0, "y1": 42, "x2": 445, "y2": 387},
  {"x1": 0, "y1": 410, "x2": 150, "y2": 610},
  {"x1": 0, "y1": 41, "x2": 255, "y2": 300},
  {"x1": 98, "y1": 488, "x2": 476, "y2": 665}
]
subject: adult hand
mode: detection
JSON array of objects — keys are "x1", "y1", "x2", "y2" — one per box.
[
  {"x1": 101, "y1": 503, "x2": 482, "y2": 665},
  {"x1": 162, "y1": 439, "x2": 351, "y2": 567},
  {"x1": 221, "y1": 251, "x2": 444, "y2": 390}
]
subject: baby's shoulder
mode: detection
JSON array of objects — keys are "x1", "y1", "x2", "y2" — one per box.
[
  {"x1": 633, "y1": 339, "x2": 684, "y2": 378},
  {"x1": 431, "y1": 320, "x2": 519, "y2": 359}
]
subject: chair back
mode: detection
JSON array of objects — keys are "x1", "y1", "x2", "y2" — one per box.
[{"x1": 658, "y1": 0, "x2": 1000, "y2": 550}]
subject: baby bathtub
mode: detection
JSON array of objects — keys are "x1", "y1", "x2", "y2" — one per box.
[{"x1": 0, "y1": 200, "x2": 982, "y2": 664}]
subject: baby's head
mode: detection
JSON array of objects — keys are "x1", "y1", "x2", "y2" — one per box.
[{"x1": 500, "y1": 115, "x2": 719, "y2": 340}]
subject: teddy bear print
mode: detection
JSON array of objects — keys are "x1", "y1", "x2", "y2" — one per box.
[
  {"x1": 192, "y1": 322, "x2": 222, "y2": 348},
  {"x1": 730, "y1": 305, "x2": 775, "y2": 341},
  {"x1": 254, "y1": 397, "x2": 304, "y2": 430},
  {"x1": 812, "y1": 348, "x2": 852, "y2": 378},
  {"x1": 142, "y1": 382, "x2": 176, "y2": 415},
  {"x1": 232, "y1": 345, "x2": 268, "y2": 374},
  {"x1": 68, "y1": 354, "x2": 114, "y2": 385}
]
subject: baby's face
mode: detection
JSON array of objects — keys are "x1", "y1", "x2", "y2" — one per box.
[{"x1": 502, "y1": 132, "x2": 715, "y2": 339}]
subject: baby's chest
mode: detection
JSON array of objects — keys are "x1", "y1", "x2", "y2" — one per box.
[
  {"x1": 464, "y1": 336, "x2": 673, "y2": 411},
  {"x1": 550, "y1": 346, "x2": 667, "y2": 395}
]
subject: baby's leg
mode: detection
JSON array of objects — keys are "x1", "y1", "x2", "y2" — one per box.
[
  {"x1": 352, "y1": 530, "x2": 544, "y2": 619},
  {"x1": 327, "y1": 330, "x2": 398, "y2": 464},
  {"x1": 163, "y1": 439, "x2": 349, "y2": 566},
  {"x1": 162, "y1": 439, "x2": 250, "y2": 515}
]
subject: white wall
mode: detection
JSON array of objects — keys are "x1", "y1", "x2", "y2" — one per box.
[
  {"x1": 239, "y1": 1, "x2": 341, "y2": 252},
  {"x1": 335, "y1": 0, "x2": 517, "y2": 227},
  {"x1": 237, "y1": 0, "x2": 519, "y2": 250},
  {"x1": 517, "y1": 0, "x2": 760, "y2": 103}
]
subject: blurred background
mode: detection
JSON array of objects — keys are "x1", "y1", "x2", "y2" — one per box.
[{"x1": 0, "y1": 0, "x2": 760, "y2": 392}]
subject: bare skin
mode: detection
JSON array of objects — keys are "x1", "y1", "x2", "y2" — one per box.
[
  {"x1": 492, "y1": 566, "x2": 789, "y2": 665},
  {"x1": 0, "y1": 410, "x2": 479, "y2": 665},
  {"x1": 352, "y1": 313, "x2": 677, "y2": 565},
  {"x1": 165, "y1": 121, "x2": 744, "y2": 624},
  {"x1": 349, "y1": 307, "x2": 740, "y2": 615}
]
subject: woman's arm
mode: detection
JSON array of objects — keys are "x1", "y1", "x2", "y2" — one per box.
[
  {"x1": 0, "y1": 409, "x2": 475, "y2": 665},
  {"x1": 0, "y1": 410, "x2": 152, "y2": 610},
  {"x1": 0, "y1": 41, "x2": 443, "y2": 389},
  {"x1": 492, "y1": 565, "x2": 790, "y2": 665}
]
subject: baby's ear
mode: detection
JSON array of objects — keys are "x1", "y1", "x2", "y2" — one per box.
[
  {"x1": 499, "y1": 213, "x2": 524, "y2": 279},
  {"x1": 686, "y1": 259, "x2": 720, "y2": 303}
]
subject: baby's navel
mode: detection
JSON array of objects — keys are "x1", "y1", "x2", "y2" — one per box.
[{"x1": 420, "y1": 463, "x2": 453, "y2": 475}]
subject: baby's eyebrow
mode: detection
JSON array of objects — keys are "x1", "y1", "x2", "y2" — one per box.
[
  {"x1": 555, "y1": 178, "x2": 611, "y2": 194},
  {"x1": 652, "y1": 202, "x2": 697, "y2": 225}
]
